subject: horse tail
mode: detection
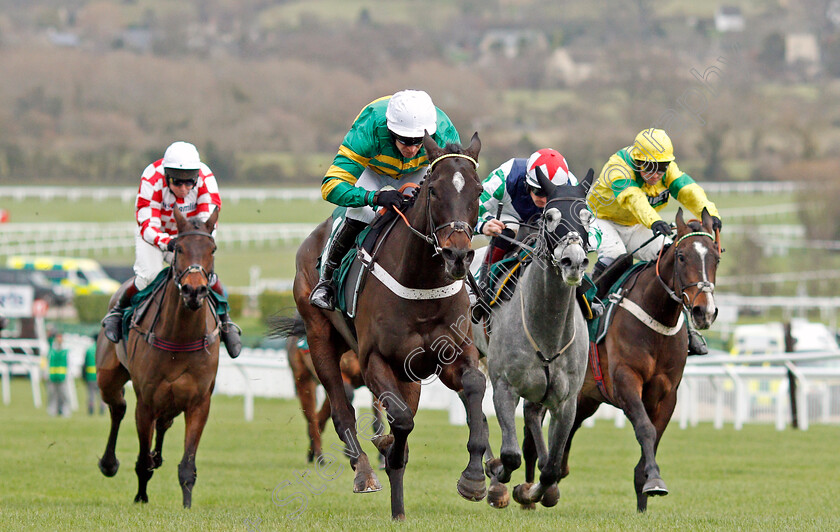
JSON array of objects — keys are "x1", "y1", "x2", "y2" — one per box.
[{"x1": 267, "y1": 312, "x2": 307, "y2": 339}]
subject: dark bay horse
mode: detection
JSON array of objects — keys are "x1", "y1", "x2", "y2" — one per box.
[
  {"x1": 96, "y1": 207, "x2": 222, "y2": 508},
  {"x1": 558, "y1": 208, "x2": 721, "y2": 512},
  {"x1": 282, "y1": 320, "x2": 383, "y2": 465},
  {"x1": 275, "y1": 133, "x2": 488, "y2": 520}
]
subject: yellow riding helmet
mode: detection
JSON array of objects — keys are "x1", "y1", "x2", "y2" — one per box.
[{"x1": 629, "y1": 128, "x2": 675, "y2": 163}]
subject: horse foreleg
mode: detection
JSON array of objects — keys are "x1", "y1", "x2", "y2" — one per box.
[
  {"x1": 97, "y1": 366, "x2": 129, "y2": 478},
  {"x1": 636, "y1": 383, "x2": 679, "y2": 513},
  {"x1": 133, "y1": 402, "x2": 155, "y2": 504},
  {"x1": 364, "y1": 355, "x2": 417, "y2": 520},
  {"x1": 514, "y1": 399, "x2": 577, "y2": 508},
  {"x1": 179, "y1": 394, "x2": 211, "y2": 509},
  {"x1": 441, "y1": 363, "x2": 488, "y2": 504},
  {"x1": 613, "y1": 369, "x2": 667, "y2": 512},
  {"x1": 152, "y1": 417, "x2": 174, "y2": 469}
]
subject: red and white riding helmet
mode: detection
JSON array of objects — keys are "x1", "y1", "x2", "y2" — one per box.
[{"x1": 525, "y1": 148, "x2": 576, "y2": 188}]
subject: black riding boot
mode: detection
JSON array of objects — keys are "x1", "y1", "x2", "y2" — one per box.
[
  {"x1": 101, "y1": 282, "x2": 140, "y2": 343},
  {"x1": 219, "y1": 313, "x2": 242, "y2": 359},
  {"x1": 309, "y1": 218, "x2": 367, "y2": 311},
  {"x1": 687, "y1": 318, "x2": 709, "y2": 356}
]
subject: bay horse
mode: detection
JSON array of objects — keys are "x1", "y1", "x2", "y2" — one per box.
[
  {"x1": 282, "y1": 319, "x2": 384, "y2": 465},
  {"x1": 274, "y1": 133, "x2": 488, "y2": 520},
  {"x1": 474, "y1": 167, "x2": 593, "y2": 510},
  {"x1": 557, "y1": 208, "x2": 720, "y2": 512},
  {"x1": 96, "y1": 207, "x2": 221, "y2": 508}
]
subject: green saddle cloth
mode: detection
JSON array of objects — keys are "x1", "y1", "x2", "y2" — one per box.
[
  {"x1": 585, "y1": 261, "x2": 650, "y2": 341},
  {"x1": 121, "y1": 268, "x2": 229, "y2": 338}
]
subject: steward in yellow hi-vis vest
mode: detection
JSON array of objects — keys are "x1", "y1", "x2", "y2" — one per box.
[
  {"x1": 586, "y1": 128, "x2": 723, "y2": 356},
  {"x1": 587, "y1": 128, "x2": 722, "y2": 271}
]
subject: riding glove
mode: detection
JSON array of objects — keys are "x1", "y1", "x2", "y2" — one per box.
[
  {"x1": 166, "y1": 239, "x2": 177, "y2": 252},
  {"x1": 373, "y1": 189, "x2": 406, "y2": 210},
  {"x1": 711, "y1": 216, "x2": 722, "y2": 232},
  {"x1": 651, "y1": 220, "x2": 673, "y2": 237}
]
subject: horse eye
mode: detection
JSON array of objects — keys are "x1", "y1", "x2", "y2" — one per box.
[
  {"x1": 429, "y1": 187, "x2": 437, "y2": 198},
  {"x1": 678, "y1": 254, "x2": 686, "y2": 263}
]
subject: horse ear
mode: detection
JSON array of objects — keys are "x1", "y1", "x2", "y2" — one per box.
[
  {"x1": 535, "y1": 166, "x2": 557, "y2": 196},
  {"x1": 173, "y1": 206, "x2": 188, "y2": 231},
  {"x1": 205, "y1": 207, "x2": 219, "y2": 233},
  {"x1": 423, "y1": 131, "x2": 442, "y2": 162},
  {"x1": 675, "y1": 207, "x2": 686, "y2": 232},
  {"x1": 581, "y1": 168, "x2": 595, "y2": 190},
  {"x1": 465, "y1": 132, "x2": 481, "y2": 161},
  {"x1": 700, "y1": 207, "x2": 713, "y2": 233}
]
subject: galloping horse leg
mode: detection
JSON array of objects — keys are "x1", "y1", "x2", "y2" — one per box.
[
  {"x1": 97, "y1": 363, "x2": 129, "y2": 478},
  {"x1": 371, "y1": 399, "x2": 386, "y2": 469},
  {"x1": 133, "y1": 402, "x2": 156, "y2": 504},
  {"x1": 613, "y1": 367, "x2": 668, "y2": 512},
  {"x1": 457, "y1": 389, "x2": 495, "y2": 463},
  {"x1": 364, "y1": 354, "x2": 418, "y2": 520},
  {"x1": 514, "y1": 399, "x2": 577, "y2": 508},
  {"x1": 559, "y1": 394, "x2": 602, "y2": 481},
  {"x1": 514, "y1": 401, "x2": 550, "y2": 509},
  {"x1": 441, "y1": 363, "x2": 488, "y2": 503},
  {"x1": 179, "y1": 393, "x2": 212, "y2": 509},
  {"x1": 305, "y1": 320, "x2": 380, "y2": 494},
  {"x1": 152, "y1": 417, "x2": 174, "y2": 469},
  {"x1": 484, "y1": 377, "x2": 519, "y2": 509},
  {"x1": 635, "y1": 381, "x2": 679, "y2": 513},
  {"x1": 294, "y1": 367, "x2": 322, "y2": 463}
]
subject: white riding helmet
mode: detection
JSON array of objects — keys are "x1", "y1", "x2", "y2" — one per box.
[
  {"x1": 525, "y1": 148, "x2": 576, "y2": 189},
  {"x1": 385, "y1": 90, "x2": 438, "y2": 138},
  {"x1": 162, "y1": 141, "x2": 202, "y2": 170}
]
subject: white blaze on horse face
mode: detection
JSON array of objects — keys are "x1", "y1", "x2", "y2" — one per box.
[
  {"x1": 692, "y1": 240, "x2": 717, "y2": 317},
  {"x1": 452, "y1": 172, "x2": 465, "y2": 194}
]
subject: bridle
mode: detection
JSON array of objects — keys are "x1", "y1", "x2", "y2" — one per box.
[
  {"x1": 393, "y1": 152, "x2": 478, "y2": 255},
  {"x1": 537, "y1": 195, "x2": 587, "y2": 271},
  {"x1": 171, "y1": 230, "x2": 215, "y2": 292},
  {"x1": 655, "y1": 230, "x2": 717, "y2": 312}
]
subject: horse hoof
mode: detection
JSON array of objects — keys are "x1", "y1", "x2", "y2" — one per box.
[
  {"x1": 372, "y1": 434, "x2": 394, "y2": 454},
  {"x1": 512, "y1": 483, "x2": 534, "y2": 506},
  {"x1": 457, "y1": 474, "x2": 487, "y2": 502},
  {"x1": 133, "y1": 493, "x2": 148, "y2": 504},
  {"x1": 487, "y1": 480, "x2": 509, "y2": 509},
  {"x1": 353, "y1": 470, "x2": 382, "y2": 493},
  {"x1": 540, "y1": 484, "x2": 560, "y2": 507},
  {"x1": 643, "y1": 478, "x2": 669, "y2": 496},
  {"x1": 98, "y1": 458, "x2": 119, "y2": 477}
]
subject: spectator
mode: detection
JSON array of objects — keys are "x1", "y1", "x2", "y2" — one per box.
[
  {"x1": 83, "y1": 334, "x2": 104, "y2": 415},
  {"x1": 47, "y1": 333, "x2": 71, "y2": 417}
]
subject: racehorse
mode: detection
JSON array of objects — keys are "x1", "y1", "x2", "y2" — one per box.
[
  {"x1": 282, "y1": 318, "x2": 384, "y2": 465},
  {"x1": 96, "y1": 207, "x2": 222, "y2": 508},
  {"x1": 274, "y1": 133, "x2": 488, "y2": 520},
  {"x1": 557, "y1": 208, "x2": 720, "y2": 512},
  {"x1": 474, "y1": 167, "x2": 593, "y2": 510}
]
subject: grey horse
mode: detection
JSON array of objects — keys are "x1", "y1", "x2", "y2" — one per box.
[{"x1": 472, "y1": 167, "x2": 593, "y2": 509}]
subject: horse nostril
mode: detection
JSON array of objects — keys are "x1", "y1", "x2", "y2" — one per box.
[{"x1": 582, "y1": 257, "x2": 590, "y2": 268}]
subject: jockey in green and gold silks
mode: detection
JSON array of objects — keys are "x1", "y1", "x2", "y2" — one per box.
[
  {"x1": 586, "y1": 128, "x2": 723, "y2": 355},
  {"x1": 310, "y1": 90, "x2": 462, "y2": 311}
]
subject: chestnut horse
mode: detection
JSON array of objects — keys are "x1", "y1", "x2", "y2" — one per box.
[
  {"x1": 556, "y1": 208, "x2": 721, "y2": 512},
  {"x1": 275, "y1": 133, "x2": 488, "y2": 520},
  {"x1": 96, "y1": 208, "x2": 221, "y2": 508}
]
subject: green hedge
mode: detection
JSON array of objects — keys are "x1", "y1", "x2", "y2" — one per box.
[
  {"x1": 226, "y1": 292, "x2": 245, "y2": 319},
  {"x1": 73, "y1": 294, "x2": 112, "y2": 323},
  {"x1": 258, "y1": 290, "x2": 297, "y2": 323}
]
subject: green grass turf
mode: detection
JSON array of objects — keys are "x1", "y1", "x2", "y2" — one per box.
[{"x1": 1, "y1": 378, "x2": 838, "y2": 530}]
